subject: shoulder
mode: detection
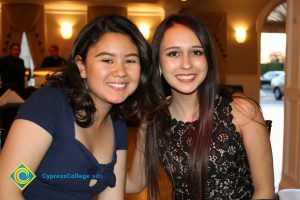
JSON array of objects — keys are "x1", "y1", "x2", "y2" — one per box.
[
  {"x1": 20, "y1": 86, "x2": 68, "y2": 113},
  {"x1": 19, "y1": 58, "x2": 24, "y2": 63},
  {"x1": 1, "y1": 55, "x2": 9, "y2": 60},
  {"x1": 42, "y1": 56, "x2": 52, "y2": 62},
  {"x1": 231, "y1": 93, "x2": 258, "y2": 118},
  {"x1": 16, "y1": 57, "x2": 24, "y2": 66},
  {"x1": 0, "y1": 56, "x2": 9, "y2": 62},
  {"x1": 216, "y1": 88, "x2": 258, "y2": 117},
  {"x1": 16, "y1": 86, "x2": 70, "y2": 136},
  {"x1": 230, "y1": 93, "x2": 264, "y2": 133},
  {"x1": 30, "y1": 86, "x2": 65, "y2": 100},
  {"x1": 58, "y1": 56, "x2": 66, "y2": 61},
  {"x1": 44, "y1": 56, "x2": 52, "y2": 60}
]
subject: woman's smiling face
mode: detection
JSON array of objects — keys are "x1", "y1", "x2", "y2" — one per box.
[
  {"x1": 159, "y1": 24, "x2": 208, "y2": 95},
  {"x1": 76, "y1": 32, "x2": 141, "y2": 105}
]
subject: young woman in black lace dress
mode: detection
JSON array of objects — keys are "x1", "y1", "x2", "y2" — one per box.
[{"x1": 126, "y1": 13, "x2": 275, "y2": 199}]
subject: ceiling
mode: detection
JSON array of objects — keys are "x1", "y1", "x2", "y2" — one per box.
[
  {"x1": 0, "y1": 0, "x2": 160, "y2": 4},
  {"x1": 0, "y1": 0, "x2": 286, "y2": 23},
  {"x1": 0, "y1": 0, "x2": 191, "y2": 9},
  {"x1": 267, "y1": 2, "x2": 286, "y2": 22},
  {"x1": 262, "y1": 2, "x2": 286, "y2": 33}
]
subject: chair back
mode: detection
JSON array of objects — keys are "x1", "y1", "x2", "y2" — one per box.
[{"x1": 265, "y1": 120, "x2": 272, "y2": 135}]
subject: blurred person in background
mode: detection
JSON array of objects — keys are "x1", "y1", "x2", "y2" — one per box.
[
  {"x1": 40, "y1": 44, "x2": 67, "y2": 68},
  {"x1": 0, "y1": 43, "x2": 26, "y2": 99}
]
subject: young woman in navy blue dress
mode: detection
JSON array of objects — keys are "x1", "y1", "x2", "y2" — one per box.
[{"x1": 0, "y1": 15, "x2": 151, "y2": 200}]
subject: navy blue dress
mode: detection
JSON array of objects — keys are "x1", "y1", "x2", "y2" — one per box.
[{"x1": 15, "y1": 86, "x2": 127, "y2": 200}]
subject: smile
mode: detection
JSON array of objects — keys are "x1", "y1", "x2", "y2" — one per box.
[
  {"x1": 107, "y1": 83, "x2": 127, "y2": 89},
  {"x1": 176, "y1": 74, "x2": 196, "y2": 81}
]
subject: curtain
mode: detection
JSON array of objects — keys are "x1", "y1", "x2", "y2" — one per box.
[
  {"x1": 87, "y1": 6, "x2": 127, "y2": 22},
  {"x1": 1, "y1": 3, "x2": 45, "y2": 69}
]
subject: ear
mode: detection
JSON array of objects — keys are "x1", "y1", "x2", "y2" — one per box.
[{"x1": 75, "y1": 55, "x2": 87, "y2": 78}]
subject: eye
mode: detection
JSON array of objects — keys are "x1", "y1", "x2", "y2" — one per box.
[
  {"x1": 126, "y1": 59, "x2": 139, "y2": 64},
  {"x1": 191, "y1": 50, "x2": 204, "y2": 56},
  {"x1": 166, "y1": 51, "x2": 180, "y2": 57},
  {"x1": 101, "y1": 59, "x2": 113, "y2": 64}
]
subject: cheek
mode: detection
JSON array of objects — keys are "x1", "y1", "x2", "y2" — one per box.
[
  {"x1": 87, "y1": 67, "x2": 110, "y2": 82},
  {"x1": 193, "y1": 58, "x2": 208, "y2": 70},
  {"x1": 128, "y1": 67, "x2": 141, "y2": 81},
  {"x1": 160, "y1": 59, "x2": 179, "y2": 73}
]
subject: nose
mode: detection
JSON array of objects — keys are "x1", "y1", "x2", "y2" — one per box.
[
  {"x1": 181, "y1": 53, "x2": 191, "y2": 70},
  {"x1": 112, "y1": 63, "x2": 127, "y2": 77}
]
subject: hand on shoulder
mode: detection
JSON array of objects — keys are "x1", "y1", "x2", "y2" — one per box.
[{"x1": 231, "y1": 93, "x2": 265, "y2": 134}]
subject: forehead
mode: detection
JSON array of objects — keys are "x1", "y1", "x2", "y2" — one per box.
[
  {"x1": 161, "y1": 24, "x2": 201, "y2": 47},
  {"x1": 91, "y1": 32, "x2": 137, "y2": 51},
  {"x1": 100, "y1": 32, "x2": 133, "y2": 43}
]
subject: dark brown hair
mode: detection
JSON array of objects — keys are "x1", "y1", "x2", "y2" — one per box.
[
  {"x1": 46, "y1": 15, "x2": 152, "y2": 127},
  {"x1": 145, "y1": 13, "x2": 218, "y2": 199}
]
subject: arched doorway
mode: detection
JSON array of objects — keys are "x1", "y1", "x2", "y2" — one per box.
[{"x1": 257, "y1": 0, "x2": 286, "y2": 192}]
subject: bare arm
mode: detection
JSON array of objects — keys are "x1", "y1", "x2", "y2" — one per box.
[
  {"x1": 125, "y1": 124, "x2": 147, "y2": 194},
  {"x1": 97, "y1": 150, "x2": 127, "y2": 200},
  {"x1": 231, "y1": 95, "x2": 274, "y2": 199},
  {"x1": 0, "y1": 119, "x2": 52, "y2": 200}
]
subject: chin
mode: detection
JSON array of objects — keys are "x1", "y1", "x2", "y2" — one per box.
[
  {"x1": 107, "y1": 96, "x2": 128, "y2": 105},
  {"x1": 107, "y1": 89, "x2": 135, "y2": 104},
  {"x1": 173, "y1": 87, "x2": 198, "y2": 95}
]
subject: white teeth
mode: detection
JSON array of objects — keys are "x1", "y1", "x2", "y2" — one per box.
[
  {"x1": 108, "y1": 83, "x2": 126, "y2": 88},
  {"x1": 177, "y1": 75, "x2": 195, "y2": 80}
]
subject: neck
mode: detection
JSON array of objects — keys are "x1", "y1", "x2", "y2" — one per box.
[
  {"x1": 91, "y1": 96, "x2": 113, "y2": 129},
  {"x1": 169, "y1": 91, "x2": 199, "y2": 122}
]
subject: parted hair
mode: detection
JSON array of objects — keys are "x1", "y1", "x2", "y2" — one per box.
[
  {"x1": 46, "y1": 15, "x2": 152, "y2": 127},
  {"x1": 145, "y1": 13, "x2": 218, "y2": 200}
]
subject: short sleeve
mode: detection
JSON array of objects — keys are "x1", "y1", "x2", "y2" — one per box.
[
  {"x1": 113, "y1": 119, "x2": 128, "y2": 150},
  {"x1": 15, "y1": 86, "x2": 68, "y2": 137}
]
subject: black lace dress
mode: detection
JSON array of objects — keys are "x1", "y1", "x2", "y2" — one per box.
[{"x1": 157, "y1": 90, "x2": 254, "y2": 200}]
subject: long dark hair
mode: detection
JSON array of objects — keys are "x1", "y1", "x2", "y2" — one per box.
[
  {"x1": 46, "y1": 15, "x2": 152, "y2": 127},
  {"x1": 146, "y1": 13, "x2": 218, "y2": 199}
]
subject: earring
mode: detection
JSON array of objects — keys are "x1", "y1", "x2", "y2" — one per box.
[
  {"x1": 83, "y1": 78, "x2": 88, "y2": 90},
  {"x1": 159, "y1": 66, "x2": 162, "y2": 76}
]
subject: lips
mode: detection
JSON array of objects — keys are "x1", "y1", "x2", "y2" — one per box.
[
  {"x1": 175, "y1": 74, "x2": 196, "y2": 81},
  {"x1": 107, "y1": 82, "x2": 127, "y2": 89}
]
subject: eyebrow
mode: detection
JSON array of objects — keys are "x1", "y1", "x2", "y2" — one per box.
[
  {"x1": 164, "y1": 45, "x2": 203, "y2": 51},
  {"x1": 95, "y1": 52, "x2": 139, "y2": 58},
  {"x1": 126, "y1": 53, "x2": 139, "y2": 58}
]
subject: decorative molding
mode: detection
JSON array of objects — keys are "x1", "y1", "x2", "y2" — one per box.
[
  {"x1": 128, "y1": 11, "x2": 163, "y2": 17},
  {"x1": 256, "y1": 0, "x2": 286, "y2": 33},
  {"x1": 279, "y1": 0, "x2": 300, "y2": 189},
  {"x1": 45, "y1": 9, "x2": 86, "y2": 15},
  {"x1": 87, "y1": 6, "x2": 127, "y2": 21}
]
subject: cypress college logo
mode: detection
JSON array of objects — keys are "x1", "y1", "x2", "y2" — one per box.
[{"x1": 9, "y1": 162, "x2": 36, "y2": 190}]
